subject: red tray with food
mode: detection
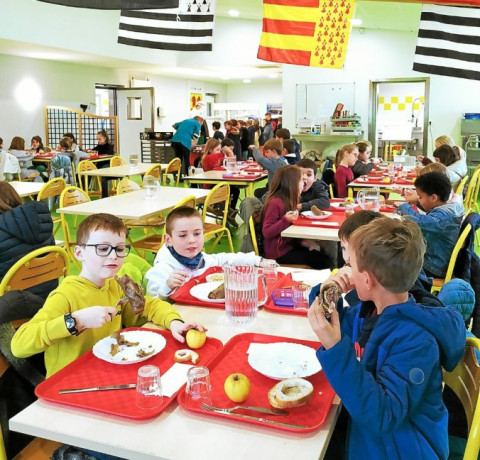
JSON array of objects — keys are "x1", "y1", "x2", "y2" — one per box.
[
  {"x1": 35, "y1": 327, "x2": 222, "y2": 420},
  {"x1": 34, "y1": 153, "x2": 54, "y2": 159},
  {"x1": 395, "y1": 178, "x2": 415, "y2": 185},
  {"x1": 177, "y1": 332, "x2": 335, "y2": 433},
  {"x1": 222, "y1": 172, "x2": 262, "y2": 180},
  {"x1": 264, "y1": 273, "x2": 308, "y2": 316},
  {"x1": 327, "y1": 199, "x2": 362, "y2": 213},
  {"x1": 170, "y1": 267, "x2": 285, "y2": 309},
  {"x1": 293, "y1": 212, "x2": 345, "y2": 228}
]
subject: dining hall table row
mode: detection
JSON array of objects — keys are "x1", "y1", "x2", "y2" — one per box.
[{"x1": 9, "y1": 268, "x2": 341, "y2": 460}]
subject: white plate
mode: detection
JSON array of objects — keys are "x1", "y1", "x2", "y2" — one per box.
[
  {"x1": 301, "y1": 210, "x2": 333, "y2": 220},
  {"x1": 190, "y1": 281, "x2": 224, "y2": 303},
  {"x1": 92, "y1": 330, "x2": 166, "y2": 365},
  {"x1": 205, "y1": 273, "x2": 224, "y2": 283},
  {"x1": 247, "y1": 342, "x2": 321, "y2": 379},
  {"x1": 330, "y1": 202, "x2": 349, "y2": 209}
]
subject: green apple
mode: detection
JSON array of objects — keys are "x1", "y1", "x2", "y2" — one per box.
[
  {"x1": 186, "y1": 329, "x2": 207, "y2": 349},
  {"x1": 224, "y1": 373, "x2": 251, "y2": 403}
]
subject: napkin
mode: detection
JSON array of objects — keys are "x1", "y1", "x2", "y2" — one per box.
[
  {"x1": 161, "y1": 362, "x2": 194, "y2": 397},
  {"x1": 291, "y1": 269, "x2": 330, "y2": 286}
]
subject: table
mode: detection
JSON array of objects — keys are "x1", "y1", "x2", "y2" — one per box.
[
  {"x1": 184, "y1": 170, "x2": 267, "y2": 197},
  {"x1": 10, "y1": 269, "x2": 340, "y2": 460},
  {"x1": 57, "y1": 187, "x2": 209, "y2": 220},
  {"x1": 347, "y1": 178, "x2": 415, "y2": 198},
  {"x1": 10, "y1": 181, "x2": 43, "y2": 198},
  {"x1": 78, "y1": 163, "x2": 167, "y2": 198}
]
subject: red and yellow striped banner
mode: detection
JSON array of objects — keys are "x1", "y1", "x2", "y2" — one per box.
[{"x1": 257, "y1": 0, "x2": 357, "y2": 68}]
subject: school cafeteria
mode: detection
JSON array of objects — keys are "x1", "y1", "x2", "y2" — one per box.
[{"x1": 0, "y1": 0, "x2": 480, "y2": 459}]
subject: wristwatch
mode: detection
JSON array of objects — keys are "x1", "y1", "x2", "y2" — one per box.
[{"x1": 64, "y1": 313, "x2": 78, "y2": 336}]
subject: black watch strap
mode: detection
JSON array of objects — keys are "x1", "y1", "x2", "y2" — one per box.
[{"x1": 64, "y1": 313, "x2": 78, "y2": 336}]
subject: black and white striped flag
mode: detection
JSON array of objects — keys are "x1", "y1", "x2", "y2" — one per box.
[
  {"x1": 118, "y1": 0, "x2": 215, "y2": 51},
  {"x1": 38, "y1": 0, "x2": 178, "y2": 9},
  {"x1": 413, "y1": 4, "x2": 480, "y2": 81}
]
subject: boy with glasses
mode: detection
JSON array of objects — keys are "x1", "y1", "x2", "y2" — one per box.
[{"x1": 12, "y1": 213, "x2": 205, "y2": 378}]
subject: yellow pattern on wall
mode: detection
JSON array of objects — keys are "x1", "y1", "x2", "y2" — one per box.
[
  {"x1": 391, "y1": 97, "x2": 398, "y2": 103},
  {"x1": 384, "y1": 103, "x2": 391, "y2": 110},
  {"x1": 398, "y1": 103, "x2": 405, "y2": 110}
]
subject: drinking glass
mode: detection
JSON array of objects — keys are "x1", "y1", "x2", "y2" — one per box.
[
  {"x1": 357, "y1": 188, "x2": 380, "y2": 212},
  {"x1": 129, "y1": 154, "x2": 140, "y2": 171},
  {"x1": 136, "y1": 365, "x2": 163, "y2": 409},
  {"x1": 262, "y1": 262, "x2": 278, "y2": 287},
  {"x1": 223, "y1": 157, "x2": 237, "y2": 173},
  {"x1": 185, "y1": 366, "x2": 212, "y2": 408},
  {"x1": 143, "y1": 174, "x2": 158, "y2": 199},
  {"x1": 345, "y1": 202, "x2": 356, "y2": 217},
  {"x1": 292, "y1": 284, "x2": 311, "y2": 311},
  {"x1": 224, "y1": 265, "x2": 267, "y2": 326}
]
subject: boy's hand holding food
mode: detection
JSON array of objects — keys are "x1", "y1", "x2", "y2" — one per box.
[
  {"x1": 308, "y1": 297, "x2": 341, "y2": 349},
  {"x1": 328, "y1": 266, "x2": 355, "y2": 293},
  {"x1": 72, "y1": 306, "x2": 117, "y2": 331},
  {"x1": 167, "y1": 270, "x2": 190, "y2": 290}
]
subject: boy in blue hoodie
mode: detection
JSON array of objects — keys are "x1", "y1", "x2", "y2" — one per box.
[
  {"x1": 396, "y1": 171, "x2": 463, "y2": 278},
  {"x1": 308, "y1": 218, "x2": 465, "y2": 460}
]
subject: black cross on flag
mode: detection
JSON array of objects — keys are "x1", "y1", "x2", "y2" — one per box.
[{"x1": 38, "y1": 0, "x2": 178, "y2": 9}]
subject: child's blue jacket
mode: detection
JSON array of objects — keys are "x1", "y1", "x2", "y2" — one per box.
[{"x1": 317, "y1": 296, "x2": 465, "y2": 460}]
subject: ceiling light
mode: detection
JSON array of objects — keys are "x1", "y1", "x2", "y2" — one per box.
[
  {"x1": 228, "y1": 10, "x2": 239, "y2": 17},
  {"x1": 243, "y1": 79, "x2": 251, "y2": 83},
  {"x1": 268, "y1": 73, "x2": 278, "y2": 79},
  {"x1": 351, "y1": 18, "x2": 362, "y2": 26},
  {"x1": 221, "y1": 76, "x2": 230, "y2": 80}
]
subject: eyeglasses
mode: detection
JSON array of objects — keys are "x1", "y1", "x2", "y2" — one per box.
[{"x1": 82, "y1": 244, "x2": 130, "y2": 258}]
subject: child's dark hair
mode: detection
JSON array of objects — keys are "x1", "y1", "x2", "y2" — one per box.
[
  {"x1": 263, "y1": 138, "x2": 283, "y2": 155},
  {"x1": 165, "y1": 206, "x2": 202, "y2": 235},
  {"x1": 9, "y1": 136, "x2": 25, "y2": 150},
  {"x1": 221, "y1": 138, "x2": 235, "y2": 148},
  {"x1": 283, "y1": 139, "x2": 295, "y2": 154},
  {"x1": 296, "y1": 158, "x2": 317, "y2": 176},
  {"x1": 58, "y1": 137, "x2": 73, "y2": 150},
  {"x1": 76, "y1": 213, "x2": 126, "y2": 246},
  {"x1": 355, "y1": 140, "x2": 372, "y2": 154},
  {"x1": 97, "y1": 130, "x2": 110, "y2": 144},
  {"x1": 433, "y1": 145, "x2": 456, "y2": 167},
  {"x1": 414, "y1": 172, "x2": 451, "y2": 202},
  {"x1": 63, "y1": 132, "x2": 77, "y2": 144},
  {"x1": 338, "y1": 210, "x2": 386, "y2": 241},
  {"x1": 212, "y1": 121, "x2": 221, "y2": 130},
  {"x1": 276, "y1": 128, "x2": 291, "y2": 140},
  {"x1": 31, "y1": 136, "x2": 44, "y2": 149}
]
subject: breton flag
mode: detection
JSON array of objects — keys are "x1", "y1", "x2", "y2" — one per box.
[
  {"x1": 413, "y1": 4, "x2": 480, "y2": 81},
  {"x1": 257, "y1": 0, "x2": 357, "y2": 69},
  {"x1": 38, "y1": 0, "x2": 178, "y2": 8},
  {"x1": 118, "y1": 0, "x2": 215, "y2": 51}
]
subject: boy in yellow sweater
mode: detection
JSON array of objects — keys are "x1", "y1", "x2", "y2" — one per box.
[{"x1": 12, "y1": 213, "x2": 205, "y2": 377}]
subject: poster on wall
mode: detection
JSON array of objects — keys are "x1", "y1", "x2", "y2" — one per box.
[
  {"x1": 266, "y1": 103, "x2": 282, "y2": 115},
  {"x1": 190, "y1": 93, "x2": 203, "y2": 110}
]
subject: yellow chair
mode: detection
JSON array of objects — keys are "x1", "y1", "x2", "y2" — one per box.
[
  {"x1": 456, "y1": 174, "x2": 470, "y2": 196},
  {"x1": 130, "y1": 195, "x2": 197, "y2": 256},
  {"x1": 202, "y1": 183, "x2": 234, "y2": 253},
  {"x1": 37, "y1": 177, "x2": 66, "y2": 236},
  {"x1": 249, "y1": 215, "x2": 259, "y2": 256},
  {"x1": 163, "y1": 158, "x2": 182, "y2": 187},
  {"x1": 110, "y1": 155, "x2": 126, "y2": 167},
  {"x1": 431, "y1": 223, "x2": 472, "y2": 293},
  {"x1": 77, "y1": 160, "x2": 102, "y2": 198},
  {"x1": 59, "y1": 186, "x2": 91, "y2": 268},
  {"x1": 144, "y1": 163, "x2": 162, "y2": 181},
  {"x1": 443, "y1": 336, "x2": 480, "y2": 460},
  {"x1": 116, "y1": 177, "x2": 141, "y2": 195},
  {"x1": 464, "y1": 167, "x2": 480, "y2": 214}
]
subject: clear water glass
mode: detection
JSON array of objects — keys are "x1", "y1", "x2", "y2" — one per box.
[
  {"x1": 136, "y1": 365, "x2": 163, "y2": 409},
  {"x1": 223, "y1": 157, "x2": 237, "y2": 173},
  {"x1": 186, "y1": 366, "x2": 212, "y2": 408},
  {"x1": 262, "y1": 262, "x2": 278, "y2": 287},
  {"x1": 129, "y1": 154, "x2": 140, "y2": 171},
  {"x1": 292, "y1": 284, "x2": 311, "y2": 311},
  {"x1": 143, "y1": 174, "x2": 158, "y2": 199}
]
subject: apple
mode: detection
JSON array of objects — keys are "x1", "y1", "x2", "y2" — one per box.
[
  {"x1": 224, "y1": 373, "x2": 251, "y2": 403},
  {"x1": 186, "y1": 329, "x2": 207, "y2": 349}
]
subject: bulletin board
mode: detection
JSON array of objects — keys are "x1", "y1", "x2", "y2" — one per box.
[{"x1": 296, "y1": 82, "x2": 355, "y2": 125}]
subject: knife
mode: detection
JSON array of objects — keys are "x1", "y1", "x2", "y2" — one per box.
[
  {"x1": 59, "y1": 384, "x2": 136, "y2": 394},
  {"x1": 209, "y1": 409, "x2": 308, "y2": 429}
]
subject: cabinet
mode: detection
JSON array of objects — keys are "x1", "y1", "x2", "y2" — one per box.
[
  {"x1": 461, "y1": 119, "x2": 480, "y2": 168},
  {"x1": 295, "y1": 133, "x2": 363, "y2": 159},
  {"x1": 140, "y1": 132, "x2": 175, "y2": 164}
]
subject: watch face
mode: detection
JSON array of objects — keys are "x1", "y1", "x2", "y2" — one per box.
[{"x1": 66, "y1": 317, "x2": 75, "y2": 329}]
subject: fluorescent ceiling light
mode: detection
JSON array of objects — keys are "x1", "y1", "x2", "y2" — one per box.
[
  {"x1": 243, "y1": 79, "x2": 251, "y2": 83},
  {"x1": 351, "y1": 18, "x2": 362, "y2": 26},
  {"x1": 228, "y1": 9, "x2": 239, "y2": 17}
]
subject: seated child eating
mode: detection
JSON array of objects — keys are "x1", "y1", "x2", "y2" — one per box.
[
  {"x1": 295, "y1": 158, "x2": 330, "y2": 212},
  {"x1": 12, "y1": 213, "x2": 205, "y2": 378},
  {"x1": 308, "y1": 218, "x2": 465, "y2": 460},
  {"x1": 145, "y1": 206, "x2": 275, "y2": 300},
  {"x1": 334, "y1": 143, "x2": 358, "y2": 198},
  {"x1": 396, "y1": 172, "x2": 463, "y2": 278}
]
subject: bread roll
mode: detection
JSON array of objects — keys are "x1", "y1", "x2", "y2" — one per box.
[
  {"x1": 208, "y1": 282, "x2": 225, "y2": 300},
  {"x1": 268, "y1": 378, "x2": 313, "y2": 409},
  {"x1": 311, "y1": 205, "x2": 325, "y2": 216}
]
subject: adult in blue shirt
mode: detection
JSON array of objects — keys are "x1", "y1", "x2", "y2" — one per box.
[{"x1": 172, "y1": 116, "x2": 203, "y2": 177}]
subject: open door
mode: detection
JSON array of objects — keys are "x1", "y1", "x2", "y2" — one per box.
[{"x1": 117, "y1": 88, "x2": 154, "y2": 159}]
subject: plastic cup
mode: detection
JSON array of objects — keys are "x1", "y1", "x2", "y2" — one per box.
[
  {"x1": 292, "y1": 284, "x2": 311, "y2": 311},
  {"x1": 345, "y1": 202, "x2": 356, "y2": 217},
  {"x1": 136, "y1": 365, "x2": 163, "y2": 409},
  {"x1": 185, "y1": 366, "x2": 212, "y2": 408},
  {"x1": 262, "y1": 262, "x2": 278, "y2": 287}
]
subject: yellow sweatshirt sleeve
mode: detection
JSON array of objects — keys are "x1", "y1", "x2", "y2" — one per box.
[{"x1": 122, "y1": 296, "x2": 182, "y2": 330}]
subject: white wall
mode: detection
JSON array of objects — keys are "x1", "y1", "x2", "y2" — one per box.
[{"x1": 283, "y1": 28, "x2": 480, "y2": 155}]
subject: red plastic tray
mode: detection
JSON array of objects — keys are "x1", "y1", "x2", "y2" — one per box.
[
  {"x1": 293, "y1": 212, "x2": 345, "y2": 228},
  {"x1": 222, "y1": 173, "x2": 262, "y2": 180},
  {"x1": 326, "y1": 199, "x2": 362, "y2": 213},
  {"x1": 264, "y1": 273, "x2": 310, "y2": 316},
  {"x1": 395, "y1": 178, "x2": 415, "y2": 185},
  {"x1": 170, "y1": 267, "x2": 285, "y2": 309},
  {"x1": 177, "y1": 332, "x2": 335, "y2": 433},
  {"x1": 34, "y1": 154, "x2": 54, "y2": 159},
  {"x1": 35, "y1": 327, "x2": 222, "y2": 420}
]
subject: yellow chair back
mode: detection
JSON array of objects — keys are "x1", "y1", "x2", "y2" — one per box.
[
  {"x1": 77, "y1": 160, "x2": 102, "y2": 196},
  {"x1": 163, "y1": 158, "x2": 182, "y2": 187},
  {"x1": 456, "y1": 174, "x2": 469, "y2": 196},
  {"x1": 37, "y1": 177, "x2": 66, "y2": 200},
  {"x1": 116, "y1": 177, "x2": 141, "y2": 195},
  {"x1": 464, "y1": 167, "x2": 480, "y2": 213},
  {"x1": 110, "y1": 155, "x2": 126, "y2": 167},
  {"x1": 249, "y1": 215, "x2": 259, "y2": 256},
  {"x1": 144, "y1": 163, "x2": 162, "y2": 180}
]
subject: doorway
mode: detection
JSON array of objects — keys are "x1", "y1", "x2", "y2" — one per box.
[{"x1": 369, "y1": 78, "x2": 430, "y2": 160}]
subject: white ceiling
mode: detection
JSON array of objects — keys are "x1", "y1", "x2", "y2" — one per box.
[{"x1": 0, "y1": 1, "x2": 422, "y2": 83}]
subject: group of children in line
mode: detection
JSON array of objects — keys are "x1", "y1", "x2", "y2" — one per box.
[{"x1": 4, "y1": 131, "x2": 476, "y2": 459}]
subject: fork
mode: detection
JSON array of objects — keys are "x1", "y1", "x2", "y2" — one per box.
[
  {"x1": 114, "y1": 296, "x2": 128, "y2": 316},
  {"x1": 200, "y1": 402, "x2": 288, "y2": 416}
]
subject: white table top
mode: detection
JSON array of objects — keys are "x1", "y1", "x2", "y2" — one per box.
[
  {"x1": 348, "y1": 178, "x2": 415, "y2": 190},
  {"x1": 10, "y1": 181, "x2": 44, "y2": 197},
  {"x1": 78, "y1": 163, "x2": 166, "y2": 178},
  {"x1": 57, "y1": 187, "x2": 209, "y2": 220},
  {"x1": 185, "y1": 170, "x2": 267, "y2": 183},
  {"x1": 10, "y1": 268, "x2": 340, "y2": 460}
]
